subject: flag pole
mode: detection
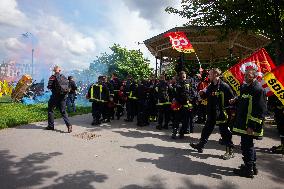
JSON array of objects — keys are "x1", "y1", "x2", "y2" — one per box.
[{"x1": 194, "y1": 51, "x2": 202, "y2": 70}]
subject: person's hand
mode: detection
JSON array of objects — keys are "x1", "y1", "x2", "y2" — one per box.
[
  {"x1": 229, "y1": 98, "x2": 236, "y2": 104},
  {"x1": 247, "y1": 128, "x2": 254, "y2": 135}
]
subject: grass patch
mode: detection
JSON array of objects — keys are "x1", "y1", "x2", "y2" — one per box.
[{"x1": 0, "y1": 103, "x2": 91, "y2": 129}]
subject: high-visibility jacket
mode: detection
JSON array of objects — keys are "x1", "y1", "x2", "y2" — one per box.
[
  {"x1": 156, "y1": 80, "x2": 171, "y2": 106},
  {"x1": 202, "y1": 80, "x2": 234, "y2": 125},
  {"x1": 233, "y1": 81, "x2": 267, "y2": 139},
  {"x1": 89, "y1": 83, "x2": 110, "y2": 102}
]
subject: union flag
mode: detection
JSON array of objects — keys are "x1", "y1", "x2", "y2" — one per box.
[
  {"x1": 164, "y1": 32, "x2": 195, "y2": 53},
  {"x1": 264, "y1": 64, "x2": 284, "y2": 105},
  {"x1": 223, "y1": 48, "x2": 276, "y2": 96}
]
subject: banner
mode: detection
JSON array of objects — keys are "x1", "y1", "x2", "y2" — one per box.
[
  {"x1": 223, "y1": 48, "x2": 276, "y2": 96},
  {"x1": 264, "y1": 64, "x2": 284, "y2": 105},
  {"x1": 164, "y1": 32, "x2": 195, "y2": 53}
]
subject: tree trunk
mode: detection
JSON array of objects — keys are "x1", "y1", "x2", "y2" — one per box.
[{"x1": 273, "y1": 0, "x2": 284, "y2": 65}]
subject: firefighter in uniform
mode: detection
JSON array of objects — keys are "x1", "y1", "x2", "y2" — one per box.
[
  {"x1": 136, "y1": 80, "x2": 150, "y2": 126},
  {"x1": 148, "y1": 76, "x2": 158, "y2": 122},
  {"x1": 190, "y1": 68, "x2": 235, "y2": 160},
  {"x1": 109, "y1": 73, "x2": 123, "y2": 120},
  {"x1": 124, "y1": 76, "x2": 138, "y2": 122},
  {"x1": 172, "y1": 71, "x2": 194, "y2": 139},
  {"x1": 232, "y1": 68, "x2": 267, "y2": 178},
  {"x1": 196, "y1": 72, "x2": 209, "y2": 123},
  {"x1": 268, "y1": 95, "x2": 284, "y2": 154},
  {"x1": 87, "y1": 76, "x2": 111, "y2": 125},
  {"x1": 156, "y1": 75, "x2": 171, "y2": 130},
  {"x1": 87, "y1": 76, "x2": 102, "y2": 125}
]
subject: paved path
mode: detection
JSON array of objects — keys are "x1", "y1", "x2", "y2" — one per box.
[{"x1": 0, "y1": 114, "x2": 283, "y2": 189}]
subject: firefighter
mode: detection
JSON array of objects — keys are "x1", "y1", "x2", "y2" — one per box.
[
  {"x1": 87, "y1": 76, "x2": 111, "y2": 125},
  {"x1": 124, "y1": 76, "x2": 137, "y2": 122},
  {"x1": 109, "y1": 73, "x2": 123, "y2": 120},
  {"x1": 136, "y1": 80, "x2": 150, "y2": 126},
  {"x1": 190, "y1": 68, "x2": 235, "y2": 160},
  {"x1": 101, "y1": 76, "x2": 112, "y2": 122},
  {"x1": 172, "y1": 71, "x2": 194, "y2": 139},
  {"x1": 196, "y1": 71, "x2": 209, "y2": 123},
  {"x1": 156, "y1": 75, "x2": 171, "y2": 130},
  {"x1": 268, "y1": 95, "x2": 284, "y2": 154},
  {"x1": 232, "y1": 68, "x2": 267, "y2": 178},
  {"x1": 148, "y1": 75, "x2": 158, "y2": 122},
  {"x1": 87, "y1": 76, "x2": 102, "y2": 125}
]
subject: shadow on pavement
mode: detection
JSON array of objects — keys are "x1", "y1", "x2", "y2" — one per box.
[
  {"x1": 255, "y1": 147, "x2": 284, "y2": 184},
  {"x1": 0, "y1": 150, "x2": 108, "y2": 188},
  {"x1": 42, "y1": 170, "x2": 108, "y2": 189},
  {"x1": 121, "y1": 144, "x2": 234, "y2": 179},
  {"x1": 0, "y1": 150, "x2": 60, "y2": 188},
  {"x1": 120, "y1": 175, "x2": 238, "y2": 189}
]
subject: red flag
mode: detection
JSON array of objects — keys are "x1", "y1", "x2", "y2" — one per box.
[
  {"x1": 223, "y1": 48, "x2": 276, "y2": 96},
  {"x1": 264, "y1": 64, "x2": 284, "y2": 105},
  {"x1": 164, "y1": 32, "x2": 195, "y2": 53}
]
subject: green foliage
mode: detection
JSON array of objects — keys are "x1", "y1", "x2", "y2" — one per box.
[
  {"x1": 0, "y1": 103, "x2": 91, "y2": 129},
  {"x1": 166, "y1": 0, "x2": 284, "y2": 65},
  {"x1": 93, "y1": 44, "x2": 153, "y2": 80}
]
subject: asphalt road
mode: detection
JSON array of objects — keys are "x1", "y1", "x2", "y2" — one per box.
[{"x1": 0, "y1": 114, "x2": 283, "y2": 189}]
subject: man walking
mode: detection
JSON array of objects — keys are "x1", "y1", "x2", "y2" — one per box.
[{"x1": 46, "y1": 66, "x2": 72, "y2": 133}]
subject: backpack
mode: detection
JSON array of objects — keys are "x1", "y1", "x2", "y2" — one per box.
[{"x1": 55, "y1": 74, "x2": 70, "y2": 95}]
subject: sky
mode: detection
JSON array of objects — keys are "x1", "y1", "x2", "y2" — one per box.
[{"x1": 0, "y1": 0, "x2": 187, "y2": 77}]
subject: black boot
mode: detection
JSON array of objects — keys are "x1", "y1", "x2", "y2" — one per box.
[
  {"x1": 156, "y1": 124, "x2": 162, "y2": 130},
  {"x1": 163, "y1": 124, "x2": 168, "y2": 129},
  {"x1": 234, "y1": 164, "x2": 254, "y2": 178},
  {"x1": 91, "y1": 119, "x2": 99, "y2": 125},
  {"x1": 179, "y1": 131, "x2": 184, "y2": 139},
  {"x1": 172, "y1": 128, "x2": 178, "y2": 139},
  {"x1": 190, "y1": 142, "x2": 204, "y2": 153},
  {"x1": 239, "y1": 163, "x2": 258, "y2": 175},
  {"x1": 222, "y1": 147, "x2": 235, "y2": 160}
]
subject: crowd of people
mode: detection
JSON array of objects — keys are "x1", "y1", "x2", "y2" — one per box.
[{"x1": 45, "y1": 65, "x2": 284, "y2": 179}]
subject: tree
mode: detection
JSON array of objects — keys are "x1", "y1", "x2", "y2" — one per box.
[
  {"x1": 166, "y1": 0, "x2": 284, "y2": 65},
  {"x1": 93, "y1": 44, "x2": 153, "y2": 80}
]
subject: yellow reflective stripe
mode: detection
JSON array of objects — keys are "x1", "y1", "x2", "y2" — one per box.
[
  {"x1": 157, "y1": 102, "x2": 171, "y2": 106},
  {"x1": 276, "y1": 106, "x2": 284, "y2": 109},
  {"x1": 90, "y1": 86, "x2": 94, "y2": 99},
  {"x1": 248, "y1": 116, "x2": 263, "y2": 124},
  {"x1": 233, "y1": 128, "x2": 263, "y2": 137},
  {"x1": 241, "y1": 94, "x2": 253, "y2": 125},
  {"x1": 183, "y1": 103, "x2": 193, "y2": 108},
  {"x1": 216, "y1": 111, "x2": 229, "y2": 124}
]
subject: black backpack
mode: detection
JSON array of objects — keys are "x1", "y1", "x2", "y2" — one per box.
[{"x1": 55, "y1": 74, "x2": 70, "y2": 95}]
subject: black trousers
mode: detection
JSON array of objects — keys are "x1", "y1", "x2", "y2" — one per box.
[
  {"x1": 126, "y1": 99, "x2": 137, "y2": 121},
  {"x1": 241, "y1": 135, "x2": 256, "y2": 168},
  {"x1": 197, "y1": 103, "x2": 207, "y2": 121},
  {"x1": 200, "y1": 113, "x2": 233, "y2": 148},
  {"x1": 172, "y1": 107, "x2": 193, "y2": 134},
  {"x1": 137, "y1": 99, "x2": 149, "y2": 125},
  {"x1": 92, "y1": 101, "x2": 101, "y2": 122},
  {"x1": 275, "y1": 109, "x2": 284, "y2": 137},
  {"x1": 157, "y1": 104, "x2": 171, "y2": 127},
  {"x1": 48, "y1": 95, "x2": 71, "y2": 128}
]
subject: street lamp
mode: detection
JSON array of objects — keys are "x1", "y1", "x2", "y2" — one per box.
[{"x1": 22, "y1": 32, "x2": 35, "y2": 79}]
